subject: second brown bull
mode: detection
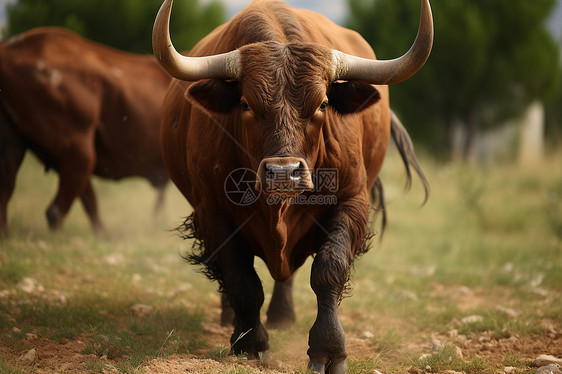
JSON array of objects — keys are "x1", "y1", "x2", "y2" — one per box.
[{"x1": 0, "y1": 27, "x2": 172, "y2": 237}]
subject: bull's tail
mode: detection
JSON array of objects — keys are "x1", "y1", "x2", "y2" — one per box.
[
  {"x1": 370, "y1": 110, "x2": 430, "y2": 237},
  {"x1": 390, "y1": 110, "x2": 430, "y2": 203}
]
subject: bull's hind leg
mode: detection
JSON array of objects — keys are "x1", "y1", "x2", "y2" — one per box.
[
  {"x1": 195, "y1": 214, "x2": 269, "y2": 359},
  {"x1": 0, "y1": 115, "x2": 26, "y2": 238},
  {"x1": 46, "y1": 145, "x2": 96, "y2": 231},
  {"x1": 266, "y1": 277, "x2": 296, "y2": 328},
  {"x1": 79, "y1": 181, "x2": 104, "y2": 234},
  {"x1": 222, "y1": 277, "x2": 296, "y2": 329}
]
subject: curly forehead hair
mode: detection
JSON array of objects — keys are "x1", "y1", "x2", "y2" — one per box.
[{"x1": 240, "y1": 41, "x2": 333, "y2": 118}]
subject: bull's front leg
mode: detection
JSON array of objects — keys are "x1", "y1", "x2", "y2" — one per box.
[
  {"x1": 307, "y1": 199, "x2": 369, "y2": 374},
  {"x1": 196, "y1": 213, "x2": 269, "y2": 359}
]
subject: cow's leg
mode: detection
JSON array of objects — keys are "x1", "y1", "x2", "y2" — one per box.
[
  {"x1": 200, "y1": 215, "x2": 269, "y2": 358},
  {"x1": 46, "y1": 146, "x2": 95, "y2": 231},
  {"x1": 266, "y1": 277, "x2": 296, "y2": 328},
  {"x1": 307, "y1": 200, "x2": 369, "y2": 374},
  {"x1": 220, "y1": 293, "x2": 235, "y2": 326},
  {"x1": 153, "y1": 184, "x2": 166, "y2": 218},
  {"x1": 0, "y1": 117, "x2": 26, "y2": 238},
  {"x1": 79, "y1": 181, "x2": 105, "y2": 234},
  {"x1": 218, "y1": 242, "x2": 269, "y2": 358}
]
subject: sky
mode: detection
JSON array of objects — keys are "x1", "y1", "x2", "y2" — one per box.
[
  {"x1": 0, "y1": 0, "x2": 348, "y2": 29},
  {"x1": 213, "y1": 0, "x2": 348, "y2": 24},
  {"x1": 0, "y1": 0, "x2": 10, "y2": 25}
]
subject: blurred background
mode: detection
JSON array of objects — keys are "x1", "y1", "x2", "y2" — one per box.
[{"x1": 1, "y1": 0, "x2": 562, "y2": 163}]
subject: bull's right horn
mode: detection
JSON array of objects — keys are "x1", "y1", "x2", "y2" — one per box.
[
  {"x1": 152, "y1": 0, "x2": 240, "y2": 81},
  {"x1": 333, "y1": 0, "x2": 433, "y2": 85}
]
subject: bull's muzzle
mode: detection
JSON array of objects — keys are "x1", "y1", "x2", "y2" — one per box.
[{"x1": 256, "y1": 157, "x2": 314, "y2": 193}]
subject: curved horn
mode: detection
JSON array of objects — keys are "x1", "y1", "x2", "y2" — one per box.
[
  {"x1": 152, "y1": 0, "x2": 240, "y2": 81},
  {"x1": 333, "y1": 0, "x2": 433, "y2": 85}
]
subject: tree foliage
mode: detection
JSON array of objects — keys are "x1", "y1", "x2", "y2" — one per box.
[
  {"x1": 4, "y1": 0, "x2": 226, "y2": 53},
  {"x1": 347, "y1": 0, "x2": 560, "y2": 157}
]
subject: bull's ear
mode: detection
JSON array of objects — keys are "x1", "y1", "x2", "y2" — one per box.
[
  {"x1": 187, "y1": 79, "x2": 240, "y2": 114},
  {"x1": 328, "y1": 81, "x2": 380, "y2": 115}
]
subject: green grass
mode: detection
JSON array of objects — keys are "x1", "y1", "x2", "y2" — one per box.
[
  {"x1": 1, "y1": 151, "x2": 561, "y2": 373},
  {"x1": 417, "y1": 344, "x2": 490, "y2": 374}
]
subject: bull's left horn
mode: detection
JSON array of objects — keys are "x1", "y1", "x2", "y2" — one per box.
[
  {"x1": 333, "y1": 0, "x2": 433, "y2": 85},
  {"x1": 152, "y1": 0, "x2": 240, "y2": 81}
]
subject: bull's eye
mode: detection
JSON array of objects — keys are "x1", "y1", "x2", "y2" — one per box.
[
  {"x1": 240, "y1": 100, "x2": 251, "y2": 112},
  {"x1": 319, "y1": 101, "x2": 328, "y2": 112}
]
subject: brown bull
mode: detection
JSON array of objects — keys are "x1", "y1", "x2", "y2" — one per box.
[
  {"x1": 0, "y1": 27, "x2": 171, "y2": 237},
  {"x1": 153, "y1": 0, "x2": 433, "y2": 372}
]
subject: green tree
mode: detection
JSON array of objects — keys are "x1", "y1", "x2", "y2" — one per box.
[
  {"x1": 347, "y1": 0, "x2": 560, "y2": 159},
  {"x1": 4, "y1": 0, "x2": 226, "y2": 53}
]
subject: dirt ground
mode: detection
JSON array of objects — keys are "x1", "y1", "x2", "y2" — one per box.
[{"x1": 3, "y1": 308, "x2": 561, "y2": 374}]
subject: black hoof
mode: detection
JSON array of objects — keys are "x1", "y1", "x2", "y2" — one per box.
[{"x1": 308, "y1": 359, "x2": 347, "y2": 374}]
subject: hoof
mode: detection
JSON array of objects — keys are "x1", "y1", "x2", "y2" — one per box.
[
  {"x1": 244, "y1": 350, "x2": 270, "y2": 362},
  {"x1": 46, "y1": 205, "x2": 63, "y2": 231},
  {"x1": 259, "y1": 350, "x2": 270, "y2": 362},
  {"x1": 327, "y1": 360, "x2": 347, "y2": 374},
  {"x1": 308, "y1": 359, "x2": 347, "y2": 374},
  {"x1": 308, "y1": 359, "x2": 326, "y2": 374}
]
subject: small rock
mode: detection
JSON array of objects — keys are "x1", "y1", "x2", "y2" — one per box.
[
  {"x1": 452, "y1": 285, "x2": 471, "y2": 295},
  {"x1": 18, "y1": 277, "x2": 44, "y2": 294},
  {"x1": 102, "y1": 363, "x2": 120, "y2": 373},
  {"x1": 461, "y1": 315, "x2": 483, "y2": 324},
  {"x1": 25, "y1": 333, "x2": 38, "y2": 341},
  {"x1": 530, "y1": 287, "x2": 549, "y2": 297},
  {"x1": 419, "y1": 353, "x2": 432, "y2": 361},
  {"x1": 130, "y1": 303, "x2": 154, "y2": 318},
  {"x1": 501, "y1": 262, "x2": 514, "y2": 273},
  {"x1": 11, "y1": 327, "x2": 21, "y2": 333},
  {"x1": 361, "y1": 330, "x2": 374, "y2": 339},
  {"x1": 431, "y1": 338, "x2": 443, "y2": 351},
  {"x1": 536, "y1": 364, "x2": 562, "y2": 374},
  {"x1": 530, "y1": 273, "x2": 544, "y2": 288},
  {"x1": 18, "y1": 349, "x2": 36, "y2": 365},
  {"x1": 535, "y1": 355, "x2": 562, "y2": 367},
  {"x1": 496, "y1": 306, "x2": 520, "y2": 318},
  {"x1": 504, "y1": 366, "x2": 517, "y2": 374},
  {"x1": 478, "y1": 335, "x2": 491, "y2": 343},
  {"x1": 104, "y1": 253, "x2": 125, "y2": 265},
  {"x1": 455, "y1": 346, "x2": 463, "y2": 359}
]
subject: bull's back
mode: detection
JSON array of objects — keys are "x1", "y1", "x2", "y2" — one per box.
[{"x1": 0, "y1": 27, "x2": 170, "y2": 183}]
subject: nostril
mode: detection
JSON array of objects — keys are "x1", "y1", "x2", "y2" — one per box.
[
  {"x1": 291, "y1": 164, "x2": 302, "y2": 180},
  {"x1": 259, "y1": 158, "x2": 312, "y2": 192}
]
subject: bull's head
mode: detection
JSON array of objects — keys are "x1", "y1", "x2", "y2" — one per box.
[{"x1": 153, "y1": 0, "x2": 433, "y2": 195}]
